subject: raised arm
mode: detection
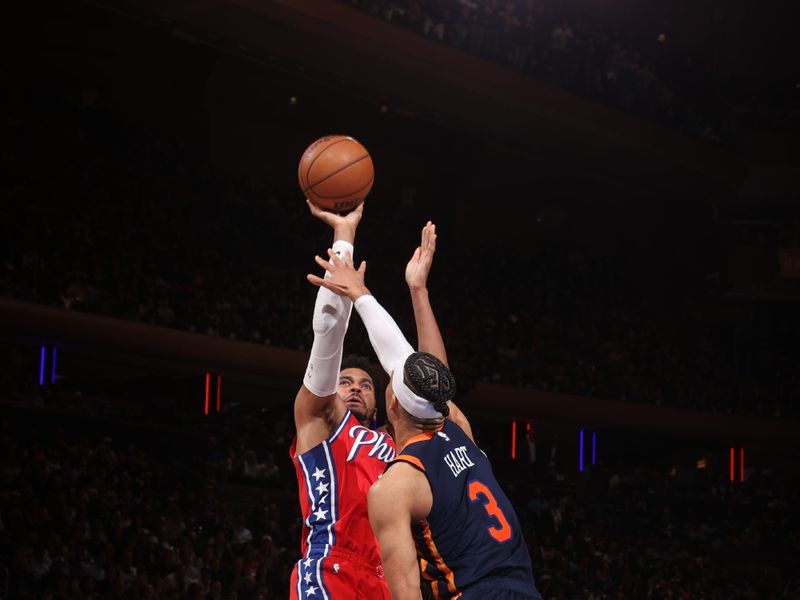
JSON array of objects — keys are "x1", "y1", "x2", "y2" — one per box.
[
  {"x1": 308, "y1": 252, "x2": 414, "y2": 378},
  {"x1": 404, "y1": 223, "x2": 474, "y2": 440},
  {"x1": 309, "y1": 234, "x2": 475, "y2": 439},
  {"x1": 405, "y1": 222, "x2": 448, "y2": 365},
  {"x1": 293, "y1": 201, "x2": 363, "y2": 455}
]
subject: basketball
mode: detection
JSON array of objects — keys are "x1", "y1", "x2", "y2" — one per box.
[{"x1": 298, "y1": 135, "x2": 374, "y2": 212}]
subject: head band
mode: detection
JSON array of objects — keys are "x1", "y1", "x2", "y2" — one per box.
[{"x1": 391, "y1": 354, "x2": 444, "y2": 420}]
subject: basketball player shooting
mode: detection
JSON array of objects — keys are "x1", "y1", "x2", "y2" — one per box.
[
  {"x1": 308, "y1": 226, "x2": 543, "y2": 600},
  {"x1": 289, "y1": 200, "x2": 394, "y2": 600}
]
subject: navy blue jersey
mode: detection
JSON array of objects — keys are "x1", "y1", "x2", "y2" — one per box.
[{"x1": 389, "y1": 420, "x2": 541, "y2": 599}]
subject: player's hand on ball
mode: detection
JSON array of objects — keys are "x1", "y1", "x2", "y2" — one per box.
[
  {"x1": 405, "y1": 221, "x2": 437, "y2": 291},
  {"x1": 307, "y1": 249, "x2": 370, "y2": 301},
  {"x1": 306, "y1": 200, "x2": 364, "y2": 239}
]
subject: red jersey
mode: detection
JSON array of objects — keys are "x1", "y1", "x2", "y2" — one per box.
[{"x1": 290, "y1": 411, "x2": 396, "y2": 598}]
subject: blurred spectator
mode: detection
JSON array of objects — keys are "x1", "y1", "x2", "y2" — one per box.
[{"x1": 1, "y1": 96, "x2": 797, "y2": 419}]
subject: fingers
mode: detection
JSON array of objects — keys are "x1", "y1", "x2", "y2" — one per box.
[
  {"x1": 421, "y1": 221, "x2": 435, "y2": 245},
  {"x1": 307, "y1": 273, "x2": 325, "y2": 287},
  {"x1": 308, "y1": 275, "x2": 344, "y2": 294},
  {"x1": 318, "y1": 249, "x2": 354, "y2": 270},
  {"x1": 420, "y1": 221, "x2": 431, "y2": 245},
  {"x1": 314, "y1": 254, "x2": 333, "y2": 271},
  {"x1": 351, "y1": 202, "x2": 365, "y2": 219},
  {"x1": 307, "y1": 273, "x2": 349, "y2": 296},
  {"x1": 325, "y1": 249, "x2": 348, "y2": 268},
  {"x1": 358, "y1": 260, "x2": 367, "y2": 275},
  {"x1": 332, "y1": 249, "x2": 354, "y2": 268},
  {"x1": 421, "y1": 221, "x2": 437, "y2": 256},
  {"x1": 307, "y1": 199, "x2": 339, "y2": 228},
  {"x1": 306, "y1": 199, "x2": 327, "y2": 219}
]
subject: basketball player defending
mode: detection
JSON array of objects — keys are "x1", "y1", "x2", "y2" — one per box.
[
  {"x1": 308, "y1": 229, "x2": 542, "y2": 600},
  {"x1": 290, "y1": 200, "x2": 394, "y2": 599}
]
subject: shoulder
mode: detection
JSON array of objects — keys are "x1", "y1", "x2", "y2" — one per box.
[
  {"x1": 294, "y1": 410, "x2": 353, "y2": 457},
  {"x1": 370, "y1": 462, "x2": 432, "y2": 522}
]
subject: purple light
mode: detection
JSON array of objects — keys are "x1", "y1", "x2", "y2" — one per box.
[
  {"x1": 51, "y1": 347, "x2": 57, "y2": 384},
  {"x1": 579, "y1": 429, "x2": 584, "y2": 472},
  {"x1": 592, "y1": 431, "x2": 597, "y2": 465},
  {"x1": 39, "y1": 346, "x2": 46, "y2": 386}
]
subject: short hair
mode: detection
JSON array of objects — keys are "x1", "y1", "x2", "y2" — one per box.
[
  {"x1": 340, "y1": 354, "x2": 386, "y2": 424},
  {"x1": 340, "y1": 354, "x2": 382, "y2": 389},
  {"x1": 403, "y1": 352, "x2": 455, "y2": 417}
]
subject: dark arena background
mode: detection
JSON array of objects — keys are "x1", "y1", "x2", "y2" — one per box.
[{"x1": 2, "y1": 0, "x2": 799, "y2": 598}]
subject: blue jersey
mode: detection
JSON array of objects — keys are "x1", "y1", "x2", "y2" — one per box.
[{"x1": 389, "y1": 420, "x2": 541, "y2": 599}]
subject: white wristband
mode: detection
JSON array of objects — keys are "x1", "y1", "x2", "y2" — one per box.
[{"x1": 330, "y1": 240, "x2": 354, "y2": 266}]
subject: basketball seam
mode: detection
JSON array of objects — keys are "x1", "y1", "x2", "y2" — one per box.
[
  {"x1": 313, "y1": 173, "x2": 374, "y2": 200},
  {"x1": 304, "y1": 154, "x2": 370, "y2": 193},
  {"x1": 302, "y1": 137, "x2": 350, "y2": 191}
]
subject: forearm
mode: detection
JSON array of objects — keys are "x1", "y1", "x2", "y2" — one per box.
[
  {"x1": 333, "y1": 222, "x2": 356, "y2": 245},
  {"x1": 354, "y1": 295, "x2": 414, "y2": 375},
  {"x1": 303, "y1": 238, "x2": 354, "y2": 397},
  {"x1": 410, "y1": 288, "x2": 473, "y2": 437},
  {"x1": 385, "y1": 569, "x2": 423, "y2": 600},
  {"x1": 409, "y1": 286, "x2": 448, "y2": 366},
  {"x1": 378, "y1": 521, "x2": 423, "y2": 600}
]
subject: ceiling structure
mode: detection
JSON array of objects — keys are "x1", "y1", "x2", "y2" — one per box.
[{"x1": 69, "y1": 0, "x2": 747, "y2": 197}]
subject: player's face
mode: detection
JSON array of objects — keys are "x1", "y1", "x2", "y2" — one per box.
[{"x1": 337, "y1": 368, "x2": 376, "y2": 426}]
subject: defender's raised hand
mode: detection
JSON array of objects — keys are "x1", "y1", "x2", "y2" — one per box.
[
  {"x1": 405, "y1": 221, "x2": 437, "y2": 291},
  {"x1": 308, "y1": 249, "x2": 370, "y2": 301}
]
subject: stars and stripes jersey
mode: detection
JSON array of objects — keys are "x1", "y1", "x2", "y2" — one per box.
[
  {"x1": 290, "y1": 410, "x2": 396, "y2": 598},
  {"x1": 390, "y1": 420, "x2": 542, "y2": 600}
]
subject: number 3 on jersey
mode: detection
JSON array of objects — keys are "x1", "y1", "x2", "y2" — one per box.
[{"x1": 468, "y1": 480, "x2": 513, "y2": 543}]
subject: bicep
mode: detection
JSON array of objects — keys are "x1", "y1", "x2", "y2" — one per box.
[
  {"x1": 293, "y1": 385, "x2": 336, "y2": 453},
  {"x1": 294, "y1": 384, "x2": 335, "y2": 422}
]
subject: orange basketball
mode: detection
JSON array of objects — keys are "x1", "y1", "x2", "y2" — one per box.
[{"x1": 298, "y1": 135, "x2": 374, "y2": 212}]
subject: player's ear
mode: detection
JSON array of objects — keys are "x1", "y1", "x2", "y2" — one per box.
[{"x1": 386, "y1": 392, "x2": 397, "y2": 415}]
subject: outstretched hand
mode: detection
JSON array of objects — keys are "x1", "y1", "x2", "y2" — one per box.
[
  {"x1": 307, "y1": 249, "x2": 370, "y2": 301},
  {"x1": 306, "y1": 200, "x2": 364, "y2": 243},
  {"x1": 405, "y1": 221, "x2": 437, "y2": 291}
]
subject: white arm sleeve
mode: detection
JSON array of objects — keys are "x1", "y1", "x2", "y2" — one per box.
[
  {"x1": 353, "y1": 294, "x2": 414, "y2": 375},
  {"x1": 303, "y1": 240, "x2": 354, "y2": 397}
]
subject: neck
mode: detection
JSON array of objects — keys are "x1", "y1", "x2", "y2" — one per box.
[
  {"x1": 392, "y1": 421, "x2": 423, "y2": 451},
  {"x1": 393, "y1": 418, "x2": 444, "y2": 451},
  {"x1": 329, "y1": 404, "x2": 371, "y2": 431}
]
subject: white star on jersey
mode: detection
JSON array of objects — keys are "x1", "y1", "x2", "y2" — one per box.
[
  {"x1": 306, "y1": 585, "x2": 317, "y2": 596},
  {"x1": 303, "y1": 557, "x2": 313, "y2": 569},
  {"x1": 311, "y1": 467, "x2": 326, "y2": 481},
  {"x1": 304, "y1": 571, "x2": 312, "y2": 584},
  {"x1": 315, "y1": 481, "x2": 329, "y2": 495},
  {"x1": 313, "y1": 507, "x2": 328, "y2": 521}
]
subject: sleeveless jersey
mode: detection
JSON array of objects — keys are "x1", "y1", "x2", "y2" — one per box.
[
  {"x1": 390, "y1": 420, "x2": 541, "y2": 599},
  {"x1": 290, "y1": 410, "x2": 397, "y2": 597}
]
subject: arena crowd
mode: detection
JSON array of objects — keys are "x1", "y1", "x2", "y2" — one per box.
[
  {"x1": 1, "y1": 401, "x2": 797, "y2": 599},
  {"x1": 2, "y1": 98, "x2": 798, "y2": 419},
  {"x1": 341, "y1": 0, "x2": 744, "y2": 144}
]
